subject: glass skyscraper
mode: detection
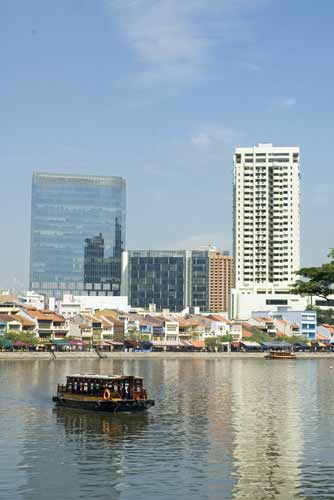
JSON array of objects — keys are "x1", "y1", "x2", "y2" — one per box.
[
  {"x1": 122, "y1": 250, "x2": 210, "y2": 312},
  {"x1": 125, "y1": 251, "x2": 187, "y2": 312},
  {"x1": 30, "y1": 173, "x2": 126, "y2": 298}
]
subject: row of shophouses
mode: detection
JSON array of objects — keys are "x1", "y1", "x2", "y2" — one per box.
[
  {"x1": 0, "y1": 304, "x2": 236, "y2": 347},
  {"x1": 0, "y1": 297, "x2": 333, "y2": 346}
]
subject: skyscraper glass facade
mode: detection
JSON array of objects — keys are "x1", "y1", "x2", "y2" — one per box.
[
  {"x1": 30, "y1": 173, "x2": 126, "y2": 298},
  {"x1": 191, "y1": 251, "x2": 210, "y2": 311},
  {"x1": 127, "y1": 251, "x2": 186, "y2": 312},
  {"x1": 123, "y1": 250, "x2": 210, "y2": 312}
]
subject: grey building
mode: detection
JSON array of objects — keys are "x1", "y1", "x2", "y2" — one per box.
[
  {"x1": 30, "y1": 172, "x2": 126, "y2": 298},
  {"x1": 122, "y1": 250, "x2": 210, "y2": 312}
]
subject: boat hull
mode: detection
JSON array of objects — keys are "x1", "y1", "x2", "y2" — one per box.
[
  {"x1": 52, "y1": 396, "x2": 155, "y2": 413},
  {"x1": 264, "y1": 354, "x2": 296, "y2": 360}
]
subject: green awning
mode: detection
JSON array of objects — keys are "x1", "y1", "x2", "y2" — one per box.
[
  {"x1": 51, "y1": 339, "x2": 70, "y2": 345},
  {"x1": 0, "y1": 338, "x2": 14, "y2": 347}
]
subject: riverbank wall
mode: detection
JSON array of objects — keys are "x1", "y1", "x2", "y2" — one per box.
[{"x1": 1, "y1": 351, "x2": 334, "y2": 360}]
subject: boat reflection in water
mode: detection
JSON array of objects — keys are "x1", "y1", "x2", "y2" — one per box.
[
  {"x1": 55, "y1": 406, "x2": 150, "y2": 441},
  {"x1": 51, "y1": 407, "x2": 151, "y2": 500}
]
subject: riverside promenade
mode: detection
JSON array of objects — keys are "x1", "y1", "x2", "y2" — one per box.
[{"x1": 1, "y1": 351, "x2": 334, "y2": 360}]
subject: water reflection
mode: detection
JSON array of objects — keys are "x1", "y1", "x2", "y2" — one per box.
[
  {"x1": 230, "y1": 360, "x2": 304, "y2": 499},
  {"x1": 1, "y1": 359, "x2": 334, "y2": 500},
  {"x1": 55, "y1": 407, "x2": 150, "y2": 442}
]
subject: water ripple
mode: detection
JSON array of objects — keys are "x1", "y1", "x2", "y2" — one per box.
[{"x1": 0, "y1": 358, "x2": 334, "y2": 499}]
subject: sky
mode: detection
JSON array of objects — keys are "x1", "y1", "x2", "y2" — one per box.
[{"x1": 0, "y1": 0, "x2": 333, "y2": 290}]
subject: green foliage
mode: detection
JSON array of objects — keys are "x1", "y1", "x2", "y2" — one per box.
[
  {"x1": 277, "y1": 335, "x2": 309, "y2": 344},
  {"x1": 205, "y1": 337, "x2": 218, "y2": 348},
  {"x1": 248, "y1": 331, "x2": 273, "y2": 343},
  {"x1": 307, "y1": 306, "x2": 334, "y2": 325},
  {"x1": 205, "y1": 335, "x2": 234, "y2": 347},
  {"x1": 291, "y1": 250, "x2": 334, "y2": 302},
  {"x1": 220, "y1": 334, "x2": 234, "y2": 343},
  {"x1": 138, "y1": 334, "x2": 150, "y2": 341},
  {"x1": 244, "y1": 326, "x2": 271, "y2": 343},
  {"x1": 5, "y1": 331, "x2": 38, "y2": 345},
  {"x1": 128, "y1": 329, "x2": 139, "y2": 340},
  {"x1": 127, "y1": 330, "x2": 151, "y2": 342}
]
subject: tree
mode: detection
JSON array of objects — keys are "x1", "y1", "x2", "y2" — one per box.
[
  {"x1": 248, "y1": 331, "x2": 273, "y2": 343},
  {"x1": 306, "y1": 305, "x2": 334, "y2": 325},
  {"x1": 205, "y1": 337, "x2": 218, "y2": 349},
  {"x1": 219, "y1": 334, "x2": 234, "y2": 343},
  {"x1": 290, "y1": 249, "x2": 334, "y2": 303},
  {"x1": 277, "y1": 334, "x2": 309, "y2": 344},
  {"x1": 5, "y1": 331, "x2": 38, "y2": 345}
]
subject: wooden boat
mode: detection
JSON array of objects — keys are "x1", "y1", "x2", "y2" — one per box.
[
  {"x1": 52, "y1": 374, "x2": 155, "y2": 412},
  {"x1": 264, "y1": 351, "x2": 296, "y2": 360}
]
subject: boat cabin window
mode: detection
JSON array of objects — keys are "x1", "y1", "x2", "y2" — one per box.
[{"x1": 63, "y1": 376, "x2": 145, "y2": 398}]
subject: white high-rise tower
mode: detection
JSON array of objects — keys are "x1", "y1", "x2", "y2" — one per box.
[{"x1": 231, "y1": 143, "x2": 304, "y2": 319}]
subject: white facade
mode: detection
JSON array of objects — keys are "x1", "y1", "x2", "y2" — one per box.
[
  {"x1": 230, "y1": 287, "x2": 307, "y2": 321},
  {"x1": 55, "y1": 294, "x2": 129, "y2": 316},
  {"x1": 164, "y1": 321, "x2": 179, "y2": 342},
  {"x1": 231, "y1": 143, "x2": 301, "y2": 320},
  {"x1": 18, "y1": 291, "x2": 45, "y2": 310},
  {"x1": 58, "y1": 299, "x2": 81, "y2": 318},
  {"x1": 233, "y1": 143, "x2": 300, "y2": 289}
]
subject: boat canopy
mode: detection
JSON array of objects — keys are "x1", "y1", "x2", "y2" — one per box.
[
  {"x1": 52, "y1": 339, "x2": 70, "y2": 346},
  {"x1": 293, "y1": 342, "x2": 310, "y2": 349},
  {"x1": 0, "y1": 338, "x2": 14, "y2": 348},
  {"x1": 66, "y1": 374, "x2": 144, "y2": 381},
  {"x1": 240, "y1": 341, "x2": 262, "y2": 348},
  {"x1": 261, "y1": 342, "x2": 292, "y2": 349}
]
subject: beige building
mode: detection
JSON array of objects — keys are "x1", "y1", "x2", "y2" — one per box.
[{"x1": 209, "y1": 251, "x2": 233, "y2": 312}]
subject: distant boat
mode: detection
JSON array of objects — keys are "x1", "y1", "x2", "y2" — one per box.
[
  {"x1": 264, "y1": 351, "x2": 296, "y2": 360},
  {"x1": 52, "y1": 374, "x2": 155, "y2": 412}
]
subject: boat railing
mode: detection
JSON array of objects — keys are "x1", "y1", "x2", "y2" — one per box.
[{"x1": 57, "y1": 382, "x2": 148, "y2": 400}]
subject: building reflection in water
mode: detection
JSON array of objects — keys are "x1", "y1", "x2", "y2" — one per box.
[
  {"x1": 230, "y1": 360, "x2": 304, "y2": 500},
  {"x1": 17, "y1": 409, "x2": 150, "y2": 500},
  {"x1": 206, "y1": 359, "x2": 236, "y2": 499},
  {"x1": 7, "y1": 358, "x2": 334, "y2": 500}
]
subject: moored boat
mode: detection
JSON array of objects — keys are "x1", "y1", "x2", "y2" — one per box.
[
  {"x1": 264, "y1": 351, "x2": 296, "y2": 360},
  {"x1": 52, "y1": 374, "x2": 155, "y2": 412}
]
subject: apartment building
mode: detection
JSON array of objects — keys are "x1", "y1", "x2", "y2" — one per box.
[
  {"x1": 231, "y1": 143, "x2": 301, "y2": 319},
  {"x1": 209, "y1": 251, "x2": 233, "y2": 312}
]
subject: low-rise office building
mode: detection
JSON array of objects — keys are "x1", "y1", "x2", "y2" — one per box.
[
  {"x1": 230, "y1": 286, "x2": 307, "y2": 320},
  {"x1": 122, "y1": 249, "x2": 232, "y2": 313},
  {"x1": 251, "y1": 309, "x2": 317, "y2": 340},
  {"x1": 209, "y1": 251, "x2": 233, "y2": 312}
]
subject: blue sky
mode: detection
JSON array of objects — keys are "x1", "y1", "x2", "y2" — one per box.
[{"x1": 0, "y1": 0, "x2": 333, "y2": 290}]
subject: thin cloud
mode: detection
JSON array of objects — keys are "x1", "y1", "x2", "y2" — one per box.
[
  {"x1": 143, "y1": 163, "x2": 173, "y2": 177},
  {"x1": 280, "y1": 97, "x2": 296, "y2": 109},
  {"x1": 191, "y1": 125, "x2": 243, "y2": 148},
  {"x1": 165, "y1": 232, "x2": 231, "y2": 251},
  {"x1": 106, "y1": 0, "x2": 271, "y2": 84},
  {"x1": 240, "y1": 61, "x2": 262, "y2": 72},
  {"x1": 268, "y1": 96, "x2": 297, "y2": 112}
]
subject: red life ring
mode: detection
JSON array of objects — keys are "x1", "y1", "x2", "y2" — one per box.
[{"x1": 103, "y1": 388, "x2": 111, "y2": 400}]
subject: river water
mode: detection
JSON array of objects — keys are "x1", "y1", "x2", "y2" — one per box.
[{"x1": 1, "y1": 358, "x2": 334, "y2": 500}]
